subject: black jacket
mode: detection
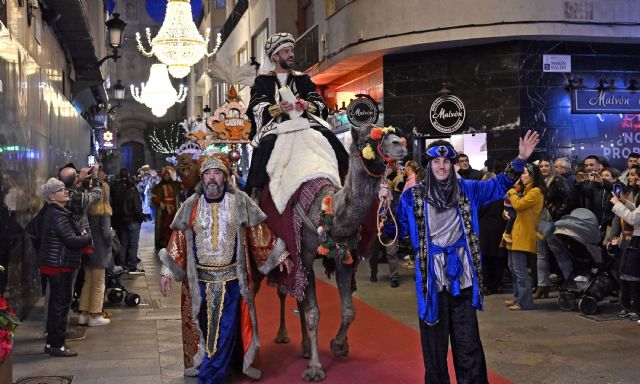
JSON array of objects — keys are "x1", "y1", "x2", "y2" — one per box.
[
  {"x1": 588, "y1": 180, "x2": 617, "y2": 227},
  {"x1": 545, "y1": 175, "x2": 572, "y2": 221},
  {"x1": 457, "y1": 168, "x2": 482, "y2": 180},
  {"x1": 38, "y1": 203, "x2": 92, "y2": 269},
  {"x1": 110, "y1": 178, "x2": 144, "y2": 226}
]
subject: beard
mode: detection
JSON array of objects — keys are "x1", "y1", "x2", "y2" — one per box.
[
  {"x1": 278, "y1": 57, "x2": 293, "y2": 70},
  {"x1": 205, "y1": 179, "x2": 225, "y2": 197}
]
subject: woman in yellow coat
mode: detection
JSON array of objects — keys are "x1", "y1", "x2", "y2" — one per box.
[{"x1": 504, "y1": 163, "x2": 545, "y2": 310}]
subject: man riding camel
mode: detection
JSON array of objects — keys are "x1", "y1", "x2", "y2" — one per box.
[
  {"x1": 246, "y1": 32, "x2": 348, "y2": 198},
  {"x1": 245, "y1": 32, "x2": 355, "y2": 299}
]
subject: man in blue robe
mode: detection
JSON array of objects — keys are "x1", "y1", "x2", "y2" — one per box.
[{"x1": 392, "y1": 131, "x2": 539, "y2": 384}]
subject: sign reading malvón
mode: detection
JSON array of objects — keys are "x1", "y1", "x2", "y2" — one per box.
[
  {"x1": 572, "y1": 89, "x2": 640, "y2": 114},
  {"x1": 347, "y1": 94, "x2": 380, "y2": 127},
  {"x1": 429, "y1": 94, "x2": 466, "y2": 134}
]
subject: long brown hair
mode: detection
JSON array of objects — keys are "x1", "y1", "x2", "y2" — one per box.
[{"x1": 405, "y1": 160, "x2": 425, "y2": 183}]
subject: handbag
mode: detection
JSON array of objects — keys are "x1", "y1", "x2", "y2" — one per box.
[
  {"x1": 537, "y1": 208, "x2": 554, "y2": 240},
  {"x1": 620, "y1": 246, "x2": 640, "y2": 280}
]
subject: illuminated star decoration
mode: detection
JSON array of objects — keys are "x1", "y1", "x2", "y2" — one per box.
[{"x1": 103, "y1": 131, "x2": 113, "y2": 141}]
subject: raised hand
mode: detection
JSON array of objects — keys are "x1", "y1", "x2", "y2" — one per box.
[{"x1": 518, "y1": 130, "x2": 540, "y2": 161}]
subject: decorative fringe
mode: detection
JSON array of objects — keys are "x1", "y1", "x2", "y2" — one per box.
[{"x1": 316, "y1": 194, "x2": 356, "y2": 265}]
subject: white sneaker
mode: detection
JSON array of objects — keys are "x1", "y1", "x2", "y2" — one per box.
[
  {"x1": 77, "y1": 314, "x2": 89, "y2": 326},
  {"x1": 88, "y1": 315, "x2": 111, "y2": 327}
]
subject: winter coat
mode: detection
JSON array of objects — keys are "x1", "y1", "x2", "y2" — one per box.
[
  {"x1": 111, "y1": 178, "x2": 144, "y2": 226},
  {"x1": 38, "y1": 203, "x2": 92, "y2": 269},
  {"x1": 587, "y1": 180, "x2": 617, "y2": 227},
  {"x1": 505, "y1": 185, "x2": 544, "y2": 254},
  {"x1": 545, "y1": 175, "x2": 571, "y2": 221},
  {"x1": 86, "y1": 181, "x2": 113, "y2": 269},
  {"x1": 479, "y1": 199, "x2": 507, "y2": 258}
]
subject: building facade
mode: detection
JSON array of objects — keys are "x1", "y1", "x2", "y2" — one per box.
[{"x1": 204, "y1": 0, "x2": 640, "y2": 170}]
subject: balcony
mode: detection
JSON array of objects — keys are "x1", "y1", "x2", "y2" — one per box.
[
  {"x1": 295, "y1": 25, "x2": 319, "y2": 72},
  {"x1": 219, "y1": 0, "x2": 248, "y2": 45}
]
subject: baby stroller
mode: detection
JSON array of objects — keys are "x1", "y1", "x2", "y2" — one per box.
[
  {"x1": 105, "y1": 267, "x2": 141, "y2": 307},
  {"x1": 552, "y1": 208, "x2": 617, "y2": 315},
  {"x1": 105, "y1": 232, "x2": 140, "y2": 307}
]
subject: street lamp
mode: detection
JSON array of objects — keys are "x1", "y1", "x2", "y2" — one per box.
[
  {"x1": 97, "y1": 13, "x2": 127, "y2": 67},
  {"x1": 113, "y1": 79, "x2": 126, "y2": 100},
  {"x1": 203, "y1": 105, "x2": 212, "y2": 119}
]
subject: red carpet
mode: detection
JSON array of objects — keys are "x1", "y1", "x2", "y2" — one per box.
[{"x1": 248, "y1": 279, "x2": 512, "y2": 383}]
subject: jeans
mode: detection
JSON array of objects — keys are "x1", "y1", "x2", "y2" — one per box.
[
  {"x1": 508, "y1": 250, "x2": 535, "y2": 309},
  {"x1": 119, "y1": 222, "x2": 141, "y2": 270},
  {"x1": 536, "y1": 238, "x2": 551, "y2": 287},
  {"x1": 46, "y1": 270, "x2": 78, "y2": 347},
  {"x1": 546, "y1": 234, "x2": 573, "y2": 280},
  {"x1": 419, "y1": 288, "x2": 488, "y2": 384}
]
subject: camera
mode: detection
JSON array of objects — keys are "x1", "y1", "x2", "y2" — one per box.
[{"x1": 87, "y1": 155, "x2": 96, "y2": 167}]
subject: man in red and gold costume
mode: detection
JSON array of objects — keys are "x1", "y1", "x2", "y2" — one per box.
[
  {"x1": 151, "y1": 167, "x2": 182, "y2": 249},
  {"x1": 158, "y1": 153, "x2": 291, "y2": 383}
]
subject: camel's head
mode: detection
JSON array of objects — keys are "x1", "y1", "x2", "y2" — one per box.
[{"x1": 351, "y1": 124, "x2": 408, "y2": 175}]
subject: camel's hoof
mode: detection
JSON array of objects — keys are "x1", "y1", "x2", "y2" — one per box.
[
  {"x1": 301, "y1": 338, "x2": 311, "y2": 359},
  {"x1": 330, "y1": 338, "x2": 349, "y2": 358},
  {"x1": 274, "y1": 330, "x2": 290, "y2": 344},
  {"x1": 302, "y1": 366, "x2": 326, "y2": 382}
]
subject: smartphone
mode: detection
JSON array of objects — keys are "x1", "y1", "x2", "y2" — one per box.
[
  {"x1": 613, "y1": 184, "x2": 623, "y2": 198},
  {"x1": 87, "y1": 155, "x2": 96, "y2": 167}
]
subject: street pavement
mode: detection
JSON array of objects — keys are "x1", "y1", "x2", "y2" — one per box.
[{"x1": 12, "y1": 222, "x2": 640, "y2": 383}]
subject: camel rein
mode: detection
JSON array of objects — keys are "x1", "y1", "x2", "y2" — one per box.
[
  {"x1": 354, "y1": 139, "x2": 401, "y2": 247},
  {"x1": 377, "y1": 164, "x2": 398, "y2": 247}
]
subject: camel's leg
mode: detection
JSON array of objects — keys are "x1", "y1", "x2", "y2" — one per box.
[
  {"x1": 301, "y1": 269, "x2": 325, "y2": 382},
  {"x1": 274, "y1": 289, "x2": 290, "y2": 344},
  {"x1": 297, "y1": 298, "x2": 311, "y2": 358},
  {"x1": 330, "y1": 261, "x2": 355, "y2": 358}
]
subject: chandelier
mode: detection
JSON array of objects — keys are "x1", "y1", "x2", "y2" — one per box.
[
  {"x1": 136, "y1": 0, "x2": 221, "y2": 78},
  {"x1": 131, "y1": 64, "x2": 187, "y2": 117}
]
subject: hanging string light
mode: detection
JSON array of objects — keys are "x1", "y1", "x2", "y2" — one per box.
[
  {"x1": 148, "y1": 122, "x2": 186, "y2": 154},
  {"x1": 131, "y1": 64, "x2": 187, "y2": 117},
  {"x1": 136, "y1": 0, "x2": 220, "y2": 78}
]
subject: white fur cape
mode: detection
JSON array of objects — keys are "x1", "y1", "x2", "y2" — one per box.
[{"x1": 266, "y1": 118, "x2": 341, "y2": 213}]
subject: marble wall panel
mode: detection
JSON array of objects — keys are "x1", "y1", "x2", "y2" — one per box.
[{"x1": 384, "y1": 40, "x2": 640, "y2": 169}]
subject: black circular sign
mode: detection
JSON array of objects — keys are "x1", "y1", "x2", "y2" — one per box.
[
  {"x1": 347, "y1": 94, "x2": 380, "y2": 127},
  {"x1": 429, "y1": 95, "x2": 466, "y2": 134}
]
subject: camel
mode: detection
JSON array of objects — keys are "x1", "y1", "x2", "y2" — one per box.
[{"x1": 267, "y1": 124, "x2": 407, "y2": 381}]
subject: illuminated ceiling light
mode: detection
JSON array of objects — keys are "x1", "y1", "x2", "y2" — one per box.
[
  {"x1": 136, "y1": 0, "x2": 221, "y2": 78},
  {"x1": 130, "y1": 64, "x2": 187, "y2": 117}
]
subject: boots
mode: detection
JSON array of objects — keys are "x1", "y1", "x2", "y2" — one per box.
[{"x1": 533, "y1": 286, "x2": 550, "y2": 299}]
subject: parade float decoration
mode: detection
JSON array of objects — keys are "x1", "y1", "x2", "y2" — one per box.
[{"x1": 136, "y1": 0, "x2": 221, "y2": 78}]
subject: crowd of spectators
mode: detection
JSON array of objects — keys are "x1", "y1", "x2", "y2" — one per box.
[{"x1": 27, "y1": 163, "x2": 172, "y2": 357}]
